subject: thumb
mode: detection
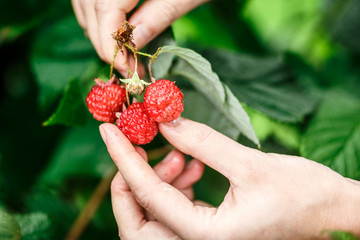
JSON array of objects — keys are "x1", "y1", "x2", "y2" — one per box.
[{"x1": 129, "y1": 0, "x2": 208, "y2": 48}]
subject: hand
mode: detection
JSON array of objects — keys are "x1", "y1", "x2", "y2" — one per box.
[
  {"x1": 111, "y1": 146, "x2": 206, "y2": 238},
  {"x1": 99, "y1": 118, "x2": 360, "y2": 239},
  {"x1": 72, "y1": 0, "x2": 207, "y2": 76}
]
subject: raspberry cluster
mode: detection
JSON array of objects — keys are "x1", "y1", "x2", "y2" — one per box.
[{"x1": 86, "y1": 78, "x2": 183, "y2": 145}]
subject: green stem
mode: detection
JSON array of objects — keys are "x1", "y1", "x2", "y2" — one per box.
[
  {"x1": 134, "y1": 53, "x2": 138, "y2": 73},
  {"x1": 109, "y1": 46, "x2": 119, "y2": 79},
  {"x1": 124, "y1": 43, "x2": 161, "y2": 60},
  {"x1": 65, "y1": 166, "x2": 117, "y2": 240},
  {"x1": 148, "y1": 47, "x2": 162, "y2": 79}
]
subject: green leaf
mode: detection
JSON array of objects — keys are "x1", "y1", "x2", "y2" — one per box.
[
  {"x1": 14, "y1": 213, "x2": 53, "y2": 240},
  {"x1": 182, "y1": 90, "x2": 240, "y2": 139},
  {"x1": 31, "y1": 15, "x2": 99, "y2": 109},
  {"x1": 39, "y1": 120, "x2": 113, "y2": 185},
  {"x1": 25, "y1": 191, "x2": 76, "y2": 233},
  {"x1": 43, "y1": 78, "x2": 88, "y2": 126},
  {"x1": 247, "y1": 107, "x2": 301, "y2": 151},
  {"x1": 324, "y1": 0, "x2": 360, "y2": 54},
  {"x1": 203, "y1": 49, "x2": 316, "y2": 122},
  {"x1": 0, "y1": 19, "x2": 40, "y2": 45},
  {"x1": 146, "y1": 28, "x2": 176, "y2": 79},
  {"x1": 0, "y1": 211, "x2": 21, "y2": 240},
  {"x1": 327, "y1": 230, "x2": 358, "y2": 240},
  {"x1": 158, "y1": 45, "x2": 259, "y2": 146},
  {"x1": 161, "y1": 46, "x2": 225, "y2": 102},
  {"x1": 301, "y1": 94, "x2": 360, "y2": 179},
  {"x1": 243, "y1": 0, "x2": 333, "y2": 62}
]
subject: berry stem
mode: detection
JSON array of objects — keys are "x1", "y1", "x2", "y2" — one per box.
[
  {"x1": 123, "y1": 43, "x2": 161, "y2": 79},
  {"x1": 134, "y1": 53, "x2": 138, "y2": 73},
  {"x1": 124, "y1": 43, "x2": 161, "y2": 61},
  {"x1": 125, "y1": 88, "x2": 130, "y2": 106},
  {"x1": 148, "y1": 61, "x2": 154, "y2": 79},
  {"x1": 65, "y1": 166, "x2": 117, "y2": 240},
  {"x1": 109, "y1": 46, "x2": 120, "y2": 79},
  {"x1": 147, "y1": 47, "x2": 162, "y2": 79}
]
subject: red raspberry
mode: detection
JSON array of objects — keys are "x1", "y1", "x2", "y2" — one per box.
[
  {"x1": 116, "y1": 102, "x2": 158, "y2": 145},
  {"x1": 86, "y1": 78, "x2": 126, "y2": 123},
  {"x1": 143, "y1": 79, "x2": 184, "y2": 122}
]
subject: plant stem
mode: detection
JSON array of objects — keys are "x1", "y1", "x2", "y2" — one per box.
[
  {"x1": 134, "y1": 53, "x2": 138, "y2": 73},
  {"x1": 109, "y1": 46, "x2": 119, "y2": 79},
  {"x1": 148, "y1": 61, "x2": 154, "y2": 79},
  {"x1": 147, "y1": 47, "x2": 162, "y2": 79},
  {"x1": 64, "y1": 145, "x2": 173, "y2": 240},
  {"x1": 124, "y1": 43, "x2": 161, "y2": 61},
  {"x1": 65, "y1": 166, "x2": 117, "y2": 240},
  {"x1": 125, "y1": 89, "x2": 130, "y2": 106}
]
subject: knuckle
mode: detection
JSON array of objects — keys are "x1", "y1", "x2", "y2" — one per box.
[
  {"x1": 94, "y1": 0, "x2": 109, "y2": 14},
  {"x1": 158, "y1": 0, "x2": 180, "y2": 24},
  {"x1": 132, "y1": 184, "x2": 152, "y2": 211}
]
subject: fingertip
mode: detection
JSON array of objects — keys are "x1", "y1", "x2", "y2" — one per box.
[
  {"x1": 172, "y1": 159, "x2": 205, "y2": 190},
  {"x1": 131, "y1": 23, "x2": 152, "y2": 49},
  {"x1": 159, "y1": 117, "x2": 185, "y2": 131},
  {"x1": 185, "y1": 159, "x2": 205, "y2": 182},
  {"x1": 99, "y1": 123, "x2": 135, "y2": 153},
  {"x1": 153, "y1": 149, "x2": 185, "y2": 183},
  {"x1": 187, "y1": 159, "x2": 205, "y2": 173}
]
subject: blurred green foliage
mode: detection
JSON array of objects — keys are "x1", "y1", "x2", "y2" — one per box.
[{"x1": 1, "y1": 0, "x2": 360, "y2": 239}]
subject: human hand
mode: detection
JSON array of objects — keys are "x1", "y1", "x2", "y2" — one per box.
[
  {"x1": 99, "y1": 118, "x2": 360, "y2": 239},
  {"x1": 110, "y1": 146, "x2": 207, "y2": 239},
  {"x1": 72, "y1": 0, "x2": 207, "y2": 76}
]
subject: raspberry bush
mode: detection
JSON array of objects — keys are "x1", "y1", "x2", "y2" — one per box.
[{"x1": 2, "y1": 0, "x2": 360, "y2": 239}]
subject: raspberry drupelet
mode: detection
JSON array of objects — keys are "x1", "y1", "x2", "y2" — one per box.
[
  {"x1": 117, "y1": 102, "x2": 158, "y2": 145},
  {"x1": 143, "y1": 79, "x2": 184, "y2": 123},
  {"x1": 86, "y1": 78, "x2": 127, "y2": 123}
]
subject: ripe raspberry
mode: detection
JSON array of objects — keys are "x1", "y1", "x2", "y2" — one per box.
[
  {"x1": 86, "y1": 78, "x2": 126, "y2": 123},
  {"x1": 143, "y1": 79, "x2": 184, "y2": 122},
  {"x1": 117, "y1": 102, "x2": 158, "y2": 145}
]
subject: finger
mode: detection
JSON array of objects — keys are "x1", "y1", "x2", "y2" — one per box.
[
  {"x1": 100, "y1": 123, "x2": 206, "y2": 239},
  {"x1": 172, "y1": 159, "x2": 204, "y2": 190},
  {"x1": 112, "y1": 171, "x2": 178, "y2": 239},
  {"x1": 111, "y1": 172, "x2": 146, "y2": 236},
  {"x1": 83, "y1": 0, "x2": 103, "y2": 59},
  {"x1": 146, "y1": 150, "x2": 185, "y2": 221},
  {"x1": 72, "y1": 0, "x2": 87, "y2": 29},
  {"x1": 194, "y1": 200, "x2": 213, "y2": 208},
  {"x1": 94, "y1": 0, "x2": 140, "y2": 76},
  {"x1": 129, "y1": 0, "x2": 208, "y2": 48},
  {"x1": 153, "y1": 150, "x2": 185, "y2": 183},
  {"x1": 159, "y1": 118, "x2": 266, "y2": 183},
  {"x1": 134, "y1": 146, "x2": 148, "y2": 162}
]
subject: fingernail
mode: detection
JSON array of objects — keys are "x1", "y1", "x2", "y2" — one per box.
[
  {"x1": 162, "y1": 117, "x2": 183, "y2": 128},
  {"x1": 162, "y1": 149, "x2": 177, "y2": 163},
  {"x1": 132, "y1": 24, "x2": 151, "y2": 47},
  {"x1": 99, "y1": 125, "x2": 107, "y2": 144}
]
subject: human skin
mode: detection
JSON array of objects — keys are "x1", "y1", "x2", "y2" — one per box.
[
  {"x1": 99, "y1": 117, "x2": 360, "y2": 239},
  {"x1": 71, "y1": 0, "x2": 208, "y2": 76}
]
